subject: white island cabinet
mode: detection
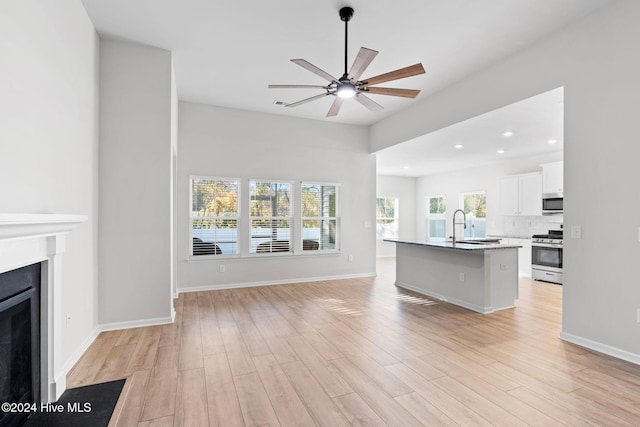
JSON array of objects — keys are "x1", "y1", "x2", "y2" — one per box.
[{"x1": 384, "y1": 238, "x2": 522, "y2": 314}]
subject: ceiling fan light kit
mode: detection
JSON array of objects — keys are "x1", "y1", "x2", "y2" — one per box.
[{"x1": 269, "y1": 6, "x2": 425, "y2": 117}]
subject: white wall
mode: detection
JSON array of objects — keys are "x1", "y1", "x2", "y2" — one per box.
[
  {"x1": 178, "y1": 102, "x2": 376, "y2": 290},
  {"x1": 98, "y1": 40, "x2": 174, "y2": 326},
  {"x1": 371, "y1": 0, "x2": 640, "y2": 362},
  {"x1": 0, "y1": 1, "x2": 99, "y2": 367},
  {"x1": 415, "y1": 152, "x2": 563, "y2": 239},
  {"x1": 376, "y1": 175, "x2": 416, "y2": 257}
]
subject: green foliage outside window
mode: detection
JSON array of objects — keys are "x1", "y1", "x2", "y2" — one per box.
[
  {"x1": 429, "y1": 196, "x2": 446, "y2": 214},
  {"x1": 192, "y1": 179, "x2": 238, "y2": 229},
  {"x1": 463, "y1": 193, "x2": 486, "y2": 218}
]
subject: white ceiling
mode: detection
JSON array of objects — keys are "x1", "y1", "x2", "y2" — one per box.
[
  {"x1": 81, "y1": 0, "x2": 611, "y2": 126},
  {"x1": 376, "y1": 87, "x2": 564, "y2": 177}
]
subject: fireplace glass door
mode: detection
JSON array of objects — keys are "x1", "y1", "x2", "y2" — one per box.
[{"x1": 0, "y1": 264, "x2": 40, "y2": 427}]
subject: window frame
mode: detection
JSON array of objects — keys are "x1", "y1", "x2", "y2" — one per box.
[
  {"x1": 301, "y1": 182, "x2": 340, "y2": 253},
  {"x1": 189, "y1": 175, "x2": 241, "y2": 259},
  {"x1": 249, "y1": 179, "x2": 294, "y2": 256},
  {"x1": 458, "y1": 191, "x2": 487, "y2": 238},
  {"x1": 376, "y1": 197, "x2": 399, "y2": 240},
  {"x1": 426, "y1": 194, "x2": 447, "y2": 240}
]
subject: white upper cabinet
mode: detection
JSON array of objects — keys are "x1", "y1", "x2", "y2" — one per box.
[
  {"x1": 500, "y1": 172, "x2": 542, "y2": 216},
  {"x1": 542, "y1": 161, "x2": 563, "y2": 194},
  {"x1": 500, "y1": 175, "x2": 519, "y2": 215}
]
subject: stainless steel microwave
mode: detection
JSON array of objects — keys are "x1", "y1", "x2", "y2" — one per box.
[{"x1": 542, "y1": 193, "x2": 563, "y2": 214}]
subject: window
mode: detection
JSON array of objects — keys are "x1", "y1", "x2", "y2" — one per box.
[
  {"x1": 190, "y1": 177, "x2": 239, "y2": 256},
  {"x1": 460, "y1": 192, "x2": 486, "y2": 238},
  {"x1": 250, "y1": 181, "x2": 292, "y2": 253},
  {"x1": 376, "y1": 197, "x2": 398, "y2": 239},
  {"x1": 427, "y1": 195, "x2": 446, "y2": 239},
  {"x1": 302, "y1": 183, "x2": 338, "y2": 251}
]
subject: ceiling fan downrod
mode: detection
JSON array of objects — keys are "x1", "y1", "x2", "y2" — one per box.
[{"x1": 339, "y1": 7, "x2": 354, "y2": 78}]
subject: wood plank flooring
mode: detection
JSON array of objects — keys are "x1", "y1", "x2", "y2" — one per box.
[{"x1": 67, "y1": 258, "x2": 640, "y2": 426}]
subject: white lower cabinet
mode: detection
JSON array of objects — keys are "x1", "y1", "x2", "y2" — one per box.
[{"x1": 503, "y1": 238, "x2": 532, "y2": 277}]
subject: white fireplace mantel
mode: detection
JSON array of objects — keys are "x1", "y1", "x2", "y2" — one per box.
[
  {"x1": 0, "y1": 213, "x2": 88, "y2": 241},
  {"x1": 0, "y1": 213, "x2": 87, "y2": 402}
]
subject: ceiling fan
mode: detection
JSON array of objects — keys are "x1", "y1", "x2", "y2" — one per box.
[{"x1": 269, "y1": 6, "x2": 426, "y2": 117}]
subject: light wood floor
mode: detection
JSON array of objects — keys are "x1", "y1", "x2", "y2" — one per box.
[{"x1": 67, "y1": 258, "x2": 640, "y2": 426}]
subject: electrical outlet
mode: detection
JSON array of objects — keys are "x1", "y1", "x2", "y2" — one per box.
[
  {"x1": 219, "y1": 264, "x2": 225, "y2": 273},
  {"x1": 500, "y1": 264, "x2": 507, "y2": 271},
  {"x1": 66, "y1": 313, "x2": 72, "y2": 328},
  {"x1": 459, "y1": 272, "x2": 465, "y2": 282},
  {"x1": 348, "y1": 254, "x2": 354, "y2": 262}
]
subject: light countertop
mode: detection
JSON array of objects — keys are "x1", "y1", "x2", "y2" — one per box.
[{"x1": 383, "y1": 237, "x2": 522, "y2": 251}]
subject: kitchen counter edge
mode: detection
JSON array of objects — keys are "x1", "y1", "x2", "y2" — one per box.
[{"x1": 383, "y1": 238, "x2": 522, "y2": 251}]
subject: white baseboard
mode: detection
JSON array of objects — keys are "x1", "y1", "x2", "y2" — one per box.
[
  {"x1": 51, "y1": 325, "x2": 100, "y2": 401},
  {"x1": 560, "y1": 331, "x2": 640, "y2": 366},
  {"x1": 53, "y1": 314, "x2": 176, "y2": 401},
  {"x1": 178, "y1": 272, "x2": 377, "y2": 294},
  {"x1": 99, "y1": 315, "x2": 175, "y2": 332}
]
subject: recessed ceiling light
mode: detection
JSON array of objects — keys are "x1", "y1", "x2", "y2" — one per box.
[
  {"x1": 547, "y1": 139, "x2": 558, "y2": 144},
  {"x1": 454, "y1": 144, "x2": 463, "y2": 149},
  {"x1": 497, "y1": 149, "x2": 505, "y2": 154},
  {"x1": 503, "y1": 131, "x2": 513, "y2": 137},
  {"x1": 403, "y1": 165, "x2": 409, "y2": 170}
]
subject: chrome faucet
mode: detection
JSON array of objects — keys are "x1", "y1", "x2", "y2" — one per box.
[{"x1": 452, "y1": 209, "x2": 466, "y2": 244}]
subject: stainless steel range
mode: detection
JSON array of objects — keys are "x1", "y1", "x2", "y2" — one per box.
[{"x1": 531, "y1": 229, "x2": 563, "y2": 284}]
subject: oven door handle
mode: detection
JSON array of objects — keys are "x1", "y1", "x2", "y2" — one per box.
[{"x1": 532, "y1": 243, "x2": 563, "y2": 249}]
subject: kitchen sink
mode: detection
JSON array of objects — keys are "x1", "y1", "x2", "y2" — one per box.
[{"x1": 449, "y1": 238, "x2": 502, "y2": 244}]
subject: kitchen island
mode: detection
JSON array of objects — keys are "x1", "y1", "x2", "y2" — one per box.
[{"x1": 384, "y1": 238, "x2": 522, "y2": 314}]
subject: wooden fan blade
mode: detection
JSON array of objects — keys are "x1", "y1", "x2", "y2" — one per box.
[
  {"x1": 347, "y1": 47, "x2": 378, "y2": 81},
  {"x1": 363, "y1": 87, "x2": 421, "y2": 98},
  {"x1": 291, "y1": 59, "x2": 337, "y2": 83},
  {"x1": 327, "y1": 97, "x2": 344, "y2": 117},
  {"x1": 354, "y1": 93, "x2": 383, "y2": 112},
  {"x1": 269, "y1": 84, "x2": 328, "y2": 89},
  {"x1": 285, "y1": 93, "x2": 330, "y2": 108},
  {"x1": 362, "y1": 63, "x2": 425, "y2": 86}
]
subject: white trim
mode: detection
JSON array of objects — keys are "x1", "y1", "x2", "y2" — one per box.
[
  {"x1": 0, "y1": 213, "x2": 87, "y2": 402},
  {"x1": 178, "y1": 272, "x2": 377, "y2": 294},
  {"x1": 49, "y1": 312, "x2": 178, "y2": 397},
  {"x1": 0, "y1": 213, "x2": 88, "y2": 241},
  {"x1": 559, "y1": 332, "x2": 640, "y2": 366},
  {"x1": 299, "y1": 180, "x2": 342, "y2": 187},
  {"x1": 186, "y1": 250, "x2": 342, "y2": 262},
  {"x1": 53, "y1": 325, "x2": 101, "y2": 398},
  {"x1": 99, "y1": 314, "x2": 175, "y2": 332}
]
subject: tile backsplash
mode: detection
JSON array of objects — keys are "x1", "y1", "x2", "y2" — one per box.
[{"x1": 500, "y1": 215, "x2": 563, "y2": 238}]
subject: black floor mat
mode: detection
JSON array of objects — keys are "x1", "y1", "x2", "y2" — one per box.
[{"x1": 24, "y1": 379, "x2": 125, "y2": 427}]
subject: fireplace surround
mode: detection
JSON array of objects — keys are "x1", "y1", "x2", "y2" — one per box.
[{"x1": 0, "y1": 214, "x2": 87, "y2": 404}]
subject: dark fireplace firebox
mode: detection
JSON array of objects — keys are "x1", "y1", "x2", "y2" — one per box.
[{"x1": 0, "y1": 263, "x2": 41, "y2": 427}]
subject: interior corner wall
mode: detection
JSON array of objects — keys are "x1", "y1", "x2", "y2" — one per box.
[
  {"x1": 376, "y1": 175, "x2": 417, "y2": 257},
  {"x1": 177, "y1": 102, "x2": 376, "y2": 291},
  {"x1": 98, "y1": 39, "x2": 173, "y2": 326},
  {"x1": 0, "y1": 1, "x2": 100, "y2": 367},
  {"x1": 370, "y1": 0, "x2": 640, "y2": 361}
]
